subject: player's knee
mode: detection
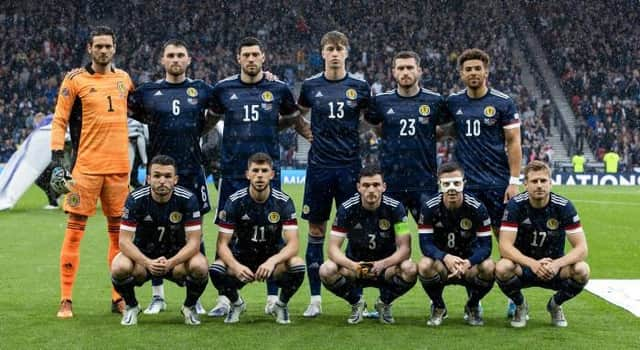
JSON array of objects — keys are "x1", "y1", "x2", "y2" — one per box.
[
  {"x1": 319, "y1": 261, "x2": 338, "y2": 281},
  {"x1": 495, "y1": 258, "x2": 516, "y2": 280},
  {"x1": 572, "y1": 261, "x2": 590, "y2": 282},
  {"x1": 69, "y1": 213, "x2": 88, "y2": 222},
  {"x1": 110, "y1": 253, "x2": 132, "y2": 276},
  {"x1": 288, "y1": 256, "x2": 305, "y2": 267},
  {"x1": 417, "y1": 256, "x2": 436, "y2": 276},
  {"x1": 400, "y1": 260, "x2": 418, "y2": 280},
  {"x1": 188, "y1": 254, "x2": 209, "y2": 279},
  {"x1": 478, "y1": 258, "x2": 496, "y2": 276}
]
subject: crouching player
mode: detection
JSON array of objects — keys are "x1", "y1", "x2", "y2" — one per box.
[
  {"x1": 417, "y1": 162, "x2": 494, "y2": 327},
  {"x1": 110, "y1": 155, "x2": 209, "y2": 326},
  {"x1": 319, "y1": 165, "x2": 417, "y2": 325},
  {"x1": 497, "y1": 160, "x2": 590, "y2": 328},
  {"x1": 209, "y1": 152, "x2": 305, "y2": 324}
]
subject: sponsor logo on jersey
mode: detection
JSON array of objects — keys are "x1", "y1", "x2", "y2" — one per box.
[
  {"x1": 546, "y1": 218, "x2": 559, "y2": 230},
  {"x1": 218, "y1": 210, "x2": 227, "y2": 221},
  {"x1": 302, "y1": 204, "x2": 310, "y2": 215},
  {"x1": 379, "y1": 219, "x2": 391, "y2": 230},
  {"x1": 460, "y1": 218, "x2": 472, "y2": 230},
  {"x1": 169, "y1": 211, "x2": 183, "y2": 223},
  {"x1": 419, "y1": 104, "x2": 431, "y2": 116},
  {"x1": 345, "y1": 88, "x2": 357, "y2": 100},
  {"x1": 261, "y1": 91, "x2": 274, "y2": 102},
  {"x1": 483, "y1": 106, "x2": 496, "y2": 117},
  {"x1": 186, "y1": 87, "x2": 198, "y2": 97},
  {"x1": 268, "y1": 211, "x2": 280, "y2": 223},
  {"x1": 117, "y1": 81, "x2": 126, "y2": 98},
  {"x1": 67, "y1": 193, "x2": 80, "y2": 207}
]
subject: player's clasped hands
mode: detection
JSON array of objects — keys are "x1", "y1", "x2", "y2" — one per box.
[
  {"x1": 146, "y1": 256, "x2": 170, "y2": 276},
  {"x1": 444, "y1": 254, "x2": 466, "y2": 279},
  {"x1": 532, "y1": 257, "x2": 555, "y2": 280}
]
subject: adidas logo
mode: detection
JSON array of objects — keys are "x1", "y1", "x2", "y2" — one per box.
[
  {"x1": 522, "y1": 218, "x2": 532, "y2": 225},
  {"x1": 144, "y1": 215, "x2": 153, "y2": 222},
  {"x1": 153, "y1": 90, "x2": 163, "y2": 96},
  {"x1": 230, "y1": 93, "x2": 238, "y2": 100},
  {"x1": 435, "y1": 221, "x2": 444, "y2": 228},
  {"x1": 354, "y1": 223, "x2": 363, "y2": 229},
  {"x1": 456, "y1": 109, "x2": 463, "y2": 115},
  {"x1": 315, "y1": 91, "x2": 323, "y2": 98},
  {"x1": 386, "y1": 108, "x2": 395, "y2": 114},
  {"x1": 241, "y1": 214, "x2": 251, "y2": 221},
  {"x1": 89, "y1": 88, "x2": 97, "y2": 93}
]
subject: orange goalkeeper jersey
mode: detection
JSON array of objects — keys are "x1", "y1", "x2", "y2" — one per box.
[{"x1": 51, "y1": 63, "x2": 134, "y2": 174}]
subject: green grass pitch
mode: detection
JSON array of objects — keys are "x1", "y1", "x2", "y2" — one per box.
[{"x1": 1, "y1": 185, "x2": 639, "y2": 349}]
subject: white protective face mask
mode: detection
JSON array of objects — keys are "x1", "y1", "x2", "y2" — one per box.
[{"x1": 439, "y1": 176, "x2": 464, "y2": 193}]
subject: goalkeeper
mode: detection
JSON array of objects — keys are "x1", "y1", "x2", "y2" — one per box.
[{"x1": 319, "y1": 165, "x2": 416, "y2": 325}]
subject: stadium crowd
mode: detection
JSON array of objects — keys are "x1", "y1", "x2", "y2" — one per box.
[
  {"x1": 525, "y1": 0, "x2": 640, "y2": 169},
  {"x1": 0, "y1": 0, "x2": 580, "y2": 168}
]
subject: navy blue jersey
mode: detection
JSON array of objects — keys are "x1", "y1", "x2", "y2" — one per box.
[
  {"x1": 217, "y1": 187, "x2": 297, "y2": 259},
  {"x1": 446, "y1": 88, "x2": 520, "y2": 189},
  {"x1": 418, "y1": 193, "x2": 492, "y2": 259},
  {"x1": 298, "y1": 73, "x2": 371, "y2": 167},
  {"x1": 128, "y1": 79, "x2": 213, "y2": 176},
  {"x1": 208, "y1": 75, "x2": 298, "y2": 179},
  {"x1": 501, "y1": 192, "x2": 583, "y2": 260},
  {"x1": 331, "y1": 194, "x2": 409, "y2": 262},
  {"x1": 121, "y1": 185, "x2": 201, "y2": 258},
  {"x1": 366, "y1": 88, "x2": 450, "y2": 192}
]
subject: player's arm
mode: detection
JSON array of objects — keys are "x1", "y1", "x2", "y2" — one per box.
[
  {"x1": 286, "y1": 106, "x2": 312, "y2": 141},
  {"x1": 467, "y1": 210, "x2": 493, "y2": 266},
  {"x1": 51, "y1": 72, "x2": 78, "y2": 162},
  {"x1": 165, "y1": 226, "x2": 202, "y2": 271},
  {"x1": 216, "y1": 224, "x2": 255, "y2": 282},
  {"x1": 504, "y1": 125, "x2": 523, "y2": 202},
  {"x1": 548, "y1": 216, "x2": 588, "y2": 273},
  {"x1": 327, "y1": 228, "x2": 359, "y2": 271},
  {"x1": 202, "y1": 84, "x2": 225, "y2": 134},
  {"x1": 118, "y1": 224, "x2": 165, "y2": 275},
  {"x1": 499, "y1": 224, "x2": 546, "y2": 274},
  {"x1": 202, "y1": 109, "x2": 223, "y2": 135},
  {"x1": 256, "y1": 220, "x2": 299, "y2": 281},
  {"x1": 371, "y1": 224, "x2": 411, "y2": 276}
]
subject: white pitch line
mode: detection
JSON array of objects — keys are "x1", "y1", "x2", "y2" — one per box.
[{"x1": 572, "y1": 199, "x2": 640, "y2": 206}]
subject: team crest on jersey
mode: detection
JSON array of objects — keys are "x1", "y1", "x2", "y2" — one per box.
[
  {"x1": 483, "y1": 106, "x2": 496, "y2": 118},
  {"x1": 169, "y1": 212, "x2": 183, "y2": 223},
  {"x1": 345, "y1": 88, "x2": 357, "y2": 100},
  {"x1": 546, "y1": 218, "x2": 559, "y2": 230},
  {"x1": 261, "y1": 91, "x2": 274, "y2": 102},
  {"x1": 117, "y1": 81, "x2": 126, "y2": 98},
  {"x1": 186, "y1": 87, "x2": 198, "y2": 97},
  {"x1": 460, "y1": 218, "x2": 472, "y2": 230},
  {"x1": 419, "y1": 105, "x2": 431, "y2": 116},
  {"x1": 218, "y1": 210, "x2": 227, "y2": 221},
  {"x1": 268, "y1": 212, "x2": 280, "y2": 223},
  {"x1": 66, "y1": 193, "x2": 80, "y2": 207},
  {"x1": 302, "y1": 205, "x2": 310, "y2": 215},
  {"x1": 379, "y1": 219, "x2": 391, "y2": 230}
]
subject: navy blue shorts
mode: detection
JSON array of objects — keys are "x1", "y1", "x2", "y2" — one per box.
[
  {"x1": 215, "y1": 176, "x2": 281, "y2": 224},
  {"x1": 178, "y1": 172, "x2": 211, "y2": 215},
  {"x1": 519, "y1": 266, "x2": 564, "y2": 290},
  {"x1": 386, "y1": 189, "x2": 437, "y2": 220},
  {"x1": 302, "y1": 164, "x2": 360, "y2": 223},
  {"x1": 467, "y1": 188, "x2": 506, "y2": 230}
]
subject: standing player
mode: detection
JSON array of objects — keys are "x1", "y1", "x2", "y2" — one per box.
[
  {"x1": 298, "y1": 31, "x2": 371, "y2": 317},
  {"x1": 366, "y1": 50, "x2": 450, "y2": 220},
  {"x1": 128, "y1": 39, "x2": 213, "y2": 315},
  {"x1": 206, "y1": 37, "x2": 299, "y2": 316},
  {"x1": 50, "y1": 26, "x2": 134, "y2": 318},
  {"x1": 445, "y1": 48, "x2": 522, "y2": 316},
  {"x1": 111, "y1": 155, "x2": 209, "y2": 326},
  {"x1": 496, "y1": 160, "x2": 590, "y2": 328},
  {"x1": 319, "y1": 165, "x2": 416, "y2": 324},
  {"x1": 209, "y1": 153, "x2": 305, "y2": 324},
  {"x1": 417, "y1": 162, "x2": 494, "y2": 327}
]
